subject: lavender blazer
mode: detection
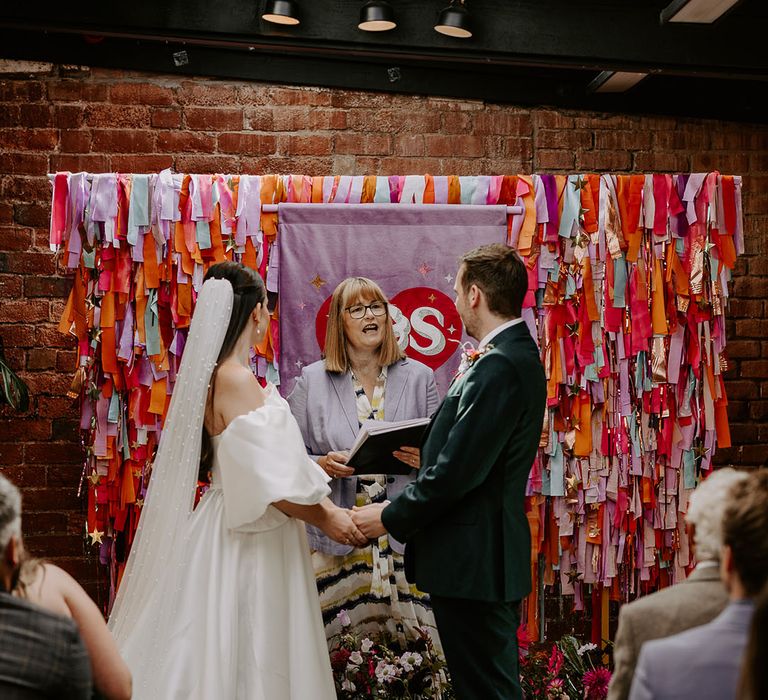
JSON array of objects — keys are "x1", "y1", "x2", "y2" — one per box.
[{"x1": 287, "y1": 357, "x2": 439, "y2": 555}]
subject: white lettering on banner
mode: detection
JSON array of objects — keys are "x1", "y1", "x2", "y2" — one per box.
[{"x1": 408, "y1": 307, "x2": 446, "y2": 356}]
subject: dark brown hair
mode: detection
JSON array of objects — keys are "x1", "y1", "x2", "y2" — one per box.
[
  {"x1": 199, "y1": 262, "x2": 266, "y2": 480},
  {"x1": 722, "y1": 469, "x2": 768, "y2": 597},
  {"x1": 459, "y1": 243, "x2": 527, "y2": 318}
]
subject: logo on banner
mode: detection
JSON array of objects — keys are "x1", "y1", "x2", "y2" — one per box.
[{"x1": 314, "y1": 287, "x2": 463, "y2": 370}]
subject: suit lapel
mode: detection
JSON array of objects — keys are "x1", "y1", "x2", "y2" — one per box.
[
  {"x1": 384, "y1": 360, "x2": 408, "y2": 421},
  {"x1": 329, "y1": 371, "x2": 359, "y2": 436}
]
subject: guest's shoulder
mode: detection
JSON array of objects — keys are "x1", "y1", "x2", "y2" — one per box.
[
  {"x1": 620, "y1": 581, "x2": 690, "y2": 618},
  {"x1": 395, "y1": 356, "x2": 434, "y2": 380},
  {"x1": 300, "y1": 359, "x2": 331, "y2": 379},
  {"x1": 642, "y1": 619, "x2": 712, "y2": 659}
]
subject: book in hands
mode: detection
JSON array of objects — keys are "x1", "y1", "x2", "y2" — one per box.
[{"x1": 346, "y1": 418, "x2": 431, "y2": 476}]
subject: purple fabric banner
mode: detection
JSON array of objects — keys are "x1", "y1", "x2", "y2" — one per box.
[{"x1": 277, "y1": 203, "x2": 508, "y2": 396}]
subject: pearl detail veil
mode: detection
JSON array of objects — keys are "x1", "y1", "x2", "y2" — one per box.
[{"x1": 108, "y1": 278, "x2": 234, "y2": 679}]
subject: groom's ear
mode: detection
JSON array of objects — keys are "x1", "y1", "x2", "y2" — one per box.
[{"x1": 468, "y1": 284, "x2": 482, "y2": 309}]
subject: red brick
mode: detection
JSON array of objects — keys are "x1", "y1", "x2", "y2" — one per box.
[
  {"x1": 156, "y1": 131, "x2": 215, "y2": 153},
  {"x1": 24, "y1": 534, "x2": 84, "y2": 557},
  {"x1": 538, "y1": 129, "x2": 593, "y2": 151},
  {"x1": 91, "y1": 129, "x2": 154, "y2": 153},
  {"x1": 393, "y1": 134, "x2": 426, "y2": 157},
  {"x1": 691, "y1": 152, "x2": 749, "y2": 174},
  {"x1": 276, "y1": 135, "x2": 332, "y2": 156},
  {"x1": 0, "y1": 251, "x2": 55, "y2": 275},
  {"x1": 27, "y1": 348, "x2": 57, "y2": 370},
  {"x1": 25, "y1": 442, "x2": 82, "y2": 464},
  {"x1": 653, "y1": 130, "x2": 710, "y2": 151},
  {"x1": 0, "y1": 81, "x2": 45, "y2": 102},
  {"x1": 0, "y1": 324, "x2": 36, "y2": 348},
  {"x1": 109, "y1": 155, "x2": 174, "y2": 173},
  {"x1": 4, "y1": 153, "x2": 49, "y2": 176},
  {"x1": 732, "y1": 276, "x2": 768, "y2": 299},
  {"x1": 536, "y1": 149, "x2": 576, "y2": 171},
  {"x1": 271, "y1": 107, "x2": 310, "y2": 131},
  {"x1": 532, "y1": 111, "x2": 575, "y2": 130},
  {"x1": 726, "y1": 340, "x2": 761, "y2": 359},
  {"x1": 22, "y1": 512, "x2": 69, "y2": 534},
  {"x1": 0, "y1": 178, "x2": 50, "y2": 203},
  {"x1": 728, "y1": 423, "x2": 760, "y2": 444},
  {"x1": 577, "y1": 150, "x2": 632, "y2": 172},
  {"x1": 740, "y1": 360, "x2": 768, "y2": 379},
  {"x1": 0, "y1": 228, "x2": 33, "y2": 252},
  {"x1": 36, "y1": 396, "x2": 77, "y2": 418},
  {"x1": 85, "y1": 104, "x2": 151, "y2": 128},
  {"x1": 47, "y1": 463, "x2": 85, "y2": 486},
  {"x1": 727, "y1": 298, "x2": 763, "y2": 318},
  {"x1": 270, "y1": 86, "x2": 332, "y2": 107},
  {"x1": 47, "y1": 80, "x2": 108, "y2": 102},
  {"x1": 334, "y1": 133, "x2": 391, "y2": 156},
  {"x1": 0, "y1": 129, "x2": 57, "y2": 150},
  {"x1": 0, "y1": 105, "x2": 21, "y2": 128},
  {"x1": 723, "y1": 379, "x2": 759, "y2": 400},
  {"x1": 308, "y1": 109, "x2": 347, "y2": 131},
  {"x1": 633, "y1": 152, "x2": 690, "y2": 172},
  {"x1": 35, "y1": 326, "x2": 76, "y2": 350},
  {"x1": 55, "y1": 350, "x2": 77, "y2": 372},
  {"x1": 0, "y1": 419, "x2": 52, "y2": 441},
  {"x1": 441, "y1": 111, "x2": 473, "y2": 134},
  {"x1": 50, "y1": 154, "x2": 110, "y2": 172},
  {"x1": 0, "y1": 443, "x2": 23, "y2": 465},
  {"x1": 175, "y1": 154, "x2": 239, "y2": 173},
  {"x1": 151, "y1": 107, "x2": 182, "y2": 129},
  {"x1": 178, "y1": 81, "x2": 239, "y2": 106},
  {"x1": 53, "y1": 105, "x2": 85, "y2": 129},
  {"x1": 60, "y1": 129, "x2": 92, "y2": 153},
  {"x1": 12, "y1": 203, "x2": 50, "y2": 228},
  {"x1": 184, "y1": 107, "x2": 243, "y2": 131},
  {"x1": 0, "y1": 273, "x2": 22, "y2": 296},
  {"x1": 217, "y1": 133, "x2": 276, "y2": 155},
  {"x1": 19, "y1": 104, "x2": 52, "y2": 128},
  {"x1": 237, "y1": 85, "x2": 272, "y2": 105},
  {"x1": 109, "y1": 82, "x2": 175, "y2": 105},
  {"x1": 244, "y1": 108, "x2": 274, "y2": 131},
  {"x1": 51, "y1": 417, "x2": 79, "y2": 441},
  {"x1": 0, "y1": 465, "x2": 47, "y2": 488},
  {"x1": 595, "y1": 130, "x2": 653, "y2": 151},
  {"x1": 0, "y1": 299, "x2": 49, "y2": 323}
]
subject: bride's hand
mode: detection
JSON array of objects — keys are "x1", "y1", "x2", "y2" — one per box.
[{"x1": 321, "y1": 507, "x2": 367, "y2": 547}]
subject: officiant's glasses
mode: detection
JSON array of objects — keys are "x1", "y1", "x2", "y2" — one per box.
[{"x1": 345, "y1": 301, "x2": 388, "y2": 319}]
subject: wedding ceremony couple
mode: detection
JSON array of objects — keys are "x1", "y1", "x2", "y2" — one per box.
[{"x1": 108, "y1": 243, "x2": 546, "y2": 700}]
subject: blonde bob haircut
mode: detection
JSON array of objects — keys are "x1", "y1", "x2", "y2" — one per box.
[{"x1": 323, "y1": 277, "x2": 405, "y2": 373}]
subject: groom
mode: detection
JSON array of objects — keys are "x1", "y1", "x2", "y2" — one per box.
[{"x1": 353, "y1": 243, "x2": 546, "y2": 699}]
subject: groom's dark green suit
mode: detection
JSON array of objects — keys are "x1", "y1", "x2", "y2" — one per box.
[{"x1": 382, "y1": 321, "x2": 546, "y2": 699}]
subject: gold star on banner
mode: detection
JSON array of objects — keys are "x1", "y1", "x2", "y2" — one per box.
[
  {"x1": 428, "y1": 293, "x2": 436, "y2": 303},
  {"x1": 566, "y1": 567, "x2": 582, "y2": 584},
  {"x1": 565, "y1": 322, "x2": 579, "y2": 337},
  {"x1": 572, "y1": 178, "x2": 587, "y2": 192},
  {"x1": 88, "y1": 528, "x2": 104, "y2": 545},
  {"x1": 224, "y1": 235, "x2": 236, "y2": 252},
  {"x1": 310, "y1": 274, "x2": 327, "y2": 289},
  {"x1": 693, "y1": 443, "x2": 710, "y2": 460},
  {"x1": 135, "y1": 498, "x2": 144, "y2": 509},
  {"x1": 89, "y1": 327, "x2": 103, "y2": 342},
  {"x1": 133, "y1": 468, "x2": 143, "y2": 478},
  {"x1": 87, "y1": 471, "x2": 100, "y2": 487},
  {"x1": 565, "y1": 474, "x2": 582, "y2": 493}
]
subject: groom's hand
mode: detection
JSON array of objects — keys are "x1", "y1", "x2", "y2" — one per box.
[{"x1": 351, "y1": 502, "x2": 388, "y2": 538}]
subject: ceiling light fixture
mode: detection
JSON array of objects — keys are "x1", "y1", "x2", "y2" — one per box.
[
  {"x1": 588, "y1": 71, "x2": 648, "y2": 93},
  {"x1": 359, "y1": 1, "x2": 397, "y2": 32},
  {"x1": 434, "y1": 0, "x2": 472, "y2": 39},
  {"x1": 262, "y1": 0, "x2": 301, "y2": 26},
  {"x1": 660, "y1": 0, "x2": 741, "y2": 24}
]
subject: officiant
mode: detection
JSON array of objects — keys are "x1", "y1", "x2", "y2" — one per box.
[{"x1": 287, "y1": 276, "x2": 440, "y2": 646}]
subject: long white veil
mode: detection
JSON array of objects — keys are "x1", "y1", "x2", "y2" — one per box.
[{"x1": 108, "y1": 278, "x2": 234, "y2": 676}]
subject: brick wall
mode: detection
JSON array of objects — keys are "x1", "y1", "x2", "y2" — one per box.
[{"x1": 1, "y1": 63, "x2": 767, "y2": 603}]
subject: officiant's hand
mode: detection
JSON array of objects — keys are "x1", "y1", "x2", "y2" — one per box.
[
  {"x1": 351, "y1": 502, "x2": 388, "y2": 539},
  {"x1": 319, "y1": 451, "x2": 355, "y2": 478},
  {"x1": 393, "y1": 446, "x2": 420, "y2": 470},
  {"x1": 321, "y1": 506, "x2": 367, "y2": 547}
]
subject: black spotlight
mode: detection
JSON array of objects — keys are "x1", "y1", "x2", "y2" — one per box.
[
  {"x1": 434, "y1": 0, "x2": 472, "y2": 38},
  {"x1": 262, "y1": 0, "x2": 300, "y2": 26},
  {"x1": 359, "y1": 1, "x2": 397, "y2": 31}
]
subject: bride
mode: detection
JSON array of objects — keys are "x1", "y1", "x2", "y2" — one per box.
[{"x1": 108, "y1": 261, "x2": 366, "y2": 699}]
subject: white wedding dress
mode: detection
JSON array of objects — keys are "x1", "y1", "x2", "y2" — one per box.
[{"x1": 119, "y1": 388, "x2": 337, "y2": 699}]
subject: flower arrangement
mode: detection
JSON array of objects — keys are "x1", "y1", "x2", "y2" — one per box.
[
  {"x1": 453, "y1": 343, "x2": 494, "y2": 381},
  {"x1": 518, "y1": 632, "x2": 612, "y2": 700},
  {"x1": 329, "y1": 611, "x2": 454, "y2": 699}
]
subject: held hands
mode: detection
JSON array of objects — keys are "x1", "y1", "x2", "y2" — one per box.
[
  {"x1": 320, "y1": 450, "x2": 355, "y2": 479},
  {"x1": 321, "y1": 505, "x2": 367, "y2": 547},
  {"x1": 393, "y1": 445, "x2": 420, "y2": 470},
  {"x1": 351, "y1": 502, "x2": 389, "y2": 539}
]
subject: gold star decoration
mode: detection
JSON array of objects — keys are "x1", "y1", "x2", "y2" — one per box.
[
  {"x1": 135, "y1": 498, "x2": 144, "y2": 509},
  {"x1": 88, "y1": 528, "x2": 104, "y2": 546},
  {"x1": 310, "y1": 274, "x2": 327, "y2": 289},
  {"x1": 566, "y1": 567, "x2": 583, "y2": 584},
  {"x1": 572, "y1": 177, "x2": 587, "y2": 192},
  {"x1": 224, "y1": 235, "x2": 237, "y2": 252},
  {"x1": 565, "y1": 474, "x2": 582, "y2": 493},
  {"x1": 692, "y1": 442, "x2": 710, "y2": 461},
  {"x1": 428, "y1": 293, "x2": 436, "y2": 303},
  {"x1": 87, "y1": 471, "x2": 100, "y2": 487},
  {"x1": 565, "y1": 322, "x2": 579, "y2": 337}
]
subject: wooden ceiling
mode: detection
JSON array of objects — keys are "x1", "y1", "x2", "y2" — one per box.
[{"x1": 1, "y1": 0, "x2": 767, "y2": 123}]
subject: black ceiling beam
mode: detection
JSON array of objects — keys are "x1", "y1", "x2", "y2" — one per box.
[{"x1": 1, "y1": 0, "x2": 767, "y2": 80}]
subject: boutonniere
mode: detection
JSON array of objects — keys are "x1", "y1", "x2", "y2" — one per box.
[{"x1": 453, "y1": 343, "x2": 494, "y2": 382}]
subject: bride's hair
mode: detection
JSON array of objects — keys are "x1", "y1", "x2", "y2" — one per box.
[{"x1": 199, "y1": 261, "x2": 266, "y2": 479}]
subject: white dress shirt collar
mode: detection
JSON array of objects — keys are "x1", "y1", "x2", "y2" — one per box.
[{"x1": 478, "y1": 317, "x2": 525, "y2": 350}]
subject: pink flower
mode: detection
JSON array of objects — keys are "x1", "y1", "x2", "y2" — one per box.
[
  {"x1": 547, "y1": 645, "x2": 564, "y2": 677},
  {"x1": 583, "y1": 667, "x2": 612, "y2": 699}
]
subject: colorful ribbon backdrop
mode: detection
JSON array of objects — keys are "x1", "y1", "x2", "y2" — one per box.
[{"x1": 48, "y1": 171, "x2": 742, "y2": 640}]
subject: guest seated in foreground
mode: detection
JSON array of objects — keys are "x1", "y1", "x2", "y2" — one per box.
[
  {"x1": 629, "y1": 469, "x2": 768, "y2": 700},
  {"x1": 608, "y1": 467, "x2": 747, "y2": 700},
  {"x1": 287, "y1": 276, "x2": 439, "y2": 645},
  {"x1": 0, "y1": 474, "x2": 132, "y2": 700},
  {"x1": 738, "y1": 579, "x2": 768, "y2": 700}
]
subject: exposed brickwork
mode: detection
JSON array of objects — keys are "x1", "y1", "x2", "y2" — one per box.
[{"x1": 1, "y1": 65, "x2": 767, "y2": 606}]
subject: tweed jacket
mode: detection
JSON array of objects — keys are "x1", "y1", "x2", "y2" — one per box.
[
  {"x1": 0, "y1": 591, "x2": 92, "y2": 699},
  {"x1": 287, "y1": 356, "x2": 438, "y2": 555},
  {"x1": 608, "y1": 565, "x2": 729, "y2": 700}
]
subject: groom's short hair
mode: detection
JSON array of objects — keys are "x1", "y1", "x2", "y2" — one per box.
[{"x1": 459, "y1": 243, "x2": 527, "y2": 318}]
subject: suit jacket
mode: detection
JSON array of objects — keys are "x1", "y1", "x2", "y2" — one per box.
[
  {"x1": 287, "y1": 357, "x2": 439, "y2": 555},
  {"x1": 381, "y1": 323, "x2": 546, "y2": 602},
  {"x1": 608, "y1": 565, "x2": 728, "y2": 700},
  {"x1": 629, "y1": 599, "x2": 753, "y2": 700},
  {"x1": 0, "y1": 591, "x2": 93, "y2": 699}
]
